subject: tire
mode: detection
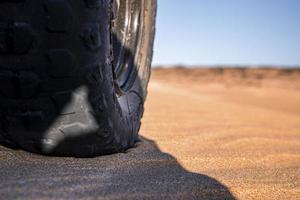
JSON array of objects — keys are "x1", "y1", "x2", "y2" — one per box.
[{"x1": 0, "y1": 0, "x2": 156, "y2": 157}]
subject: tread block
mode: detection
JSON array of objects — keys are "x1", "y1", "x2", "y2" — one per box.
[
  {"x1": 0, "y1": 22, "x2": 8, "y2": 53},
  {"x1": 47, "y1": 49, "x2": 75, "y2": 77},
  {"x1": 20, "y1": 111, "x2": 45, "y2": 128},
  {"x1": 90, "y1": 93, "x2": 108, "y2": 113},
  {"x1": 84, "y1": 0, "x2": 102, "y2": 8},
  {"x1": 11, "y1": 22, "x2": 34, "y2": 54},
  {"x1": 5, "y1": 110, "x2": 45, "y2": 131},
  {"x1": 0, "y1": 71, "x2": 40, "y2": 99},
  {"x1": 0, "y1": 70, "x2": 16, "y2": 97},
  {"x1": 0, "y1": 22, "x2": 34, "y2": 54},
  {"x1": 51, "y1": 91, "x2": 71, "y2": 111},
  {"x1": 51, "y1": 91, "x2": 81, "y2": 115},
  {"x1": 19, "y1": 72, "x2": 40, "y2": 98},
  {"x1": 45, "y1": 0, "x2": 73, "y2": 32},
  {"x1": 41, "y1": 77, "x2": 79, "y2": 93},
  {"x1": 99, "y1": 119, "x2": 114, "y2": 141},
  {"x1": 86, "y1": 63, "x2": 103, "y2": 86},
  {"x1": 80, "y1": 23, "x2": 102, "y2": 51}
]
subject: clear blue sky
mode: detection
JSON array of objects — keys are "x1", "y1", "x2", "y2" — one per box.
[{"x1": 152, "y1": 0, "x2": 300, "y2": 66}]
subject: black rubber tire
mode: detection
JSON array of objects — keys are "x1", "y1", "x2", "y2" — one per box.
[{"x1": 0, "y1": 0, "x2": 156, "y2": 157}]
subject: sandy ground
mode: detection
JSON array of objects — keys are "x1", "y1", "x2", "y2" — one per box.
[
  {"x1": 144, "y1": 68, "x2": 300, "y2": 200},
  {"x1": 0, "y1": 68, "x2": 300, "y2": 199}
]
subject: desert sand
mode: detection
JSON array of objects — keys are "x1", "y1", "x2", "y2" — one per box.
[
  {"x1": 0, "y1": 67, "x2": 299, "y2": 199},
  {"x1": 144, "y1": 67, "x2": 300, "y2": 199}
]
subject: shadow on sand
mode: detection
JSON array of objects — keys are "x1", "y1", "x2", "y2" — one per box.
[{"x1": 0, "y1": 136, "x2": 235, "y2": 199}]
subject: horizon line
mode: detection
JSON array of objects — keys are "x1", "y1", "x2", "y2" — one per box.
[{"x1": 152, "y1": 64, "x2": 300, "y2": 68}]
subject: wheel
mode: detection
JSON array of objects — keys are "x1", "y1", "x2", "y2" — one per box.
[{"x1": 0, "y1": 0, "x2": 156, "y2": 157}]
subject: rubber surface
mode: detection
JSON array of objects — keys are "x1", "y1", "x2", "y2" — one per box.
[{"x1": 0, "y1": 0, "x2": 156, "y2": 157}]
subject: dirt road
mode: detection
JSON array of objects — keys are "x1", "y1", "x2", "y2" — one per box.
[{"x1": 0, "y1": 68, "x2": 299, "y2": 199}]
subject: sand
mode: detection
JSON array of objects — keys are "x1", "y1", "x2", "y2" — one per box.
[
  {"x1": 0, "y1": 67, "x2": 299, "y2": 199},
  {"x1": 144, "y1": 67, "x2": 300, "y2": 199}
]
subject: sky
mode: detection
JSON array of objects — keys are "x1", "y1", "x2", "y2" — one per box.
[{"x1": 152, "y1": 0, "x2": 300, "y2": 67}]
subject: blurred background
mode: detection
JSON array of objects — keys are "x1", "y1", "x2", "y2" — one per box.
[
  {"x1": 153, "y1": 0, "x2": 300, "y2": 67},
  {"x1": 145, "y1": 3, "x2": 300, "y2": 198}
]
